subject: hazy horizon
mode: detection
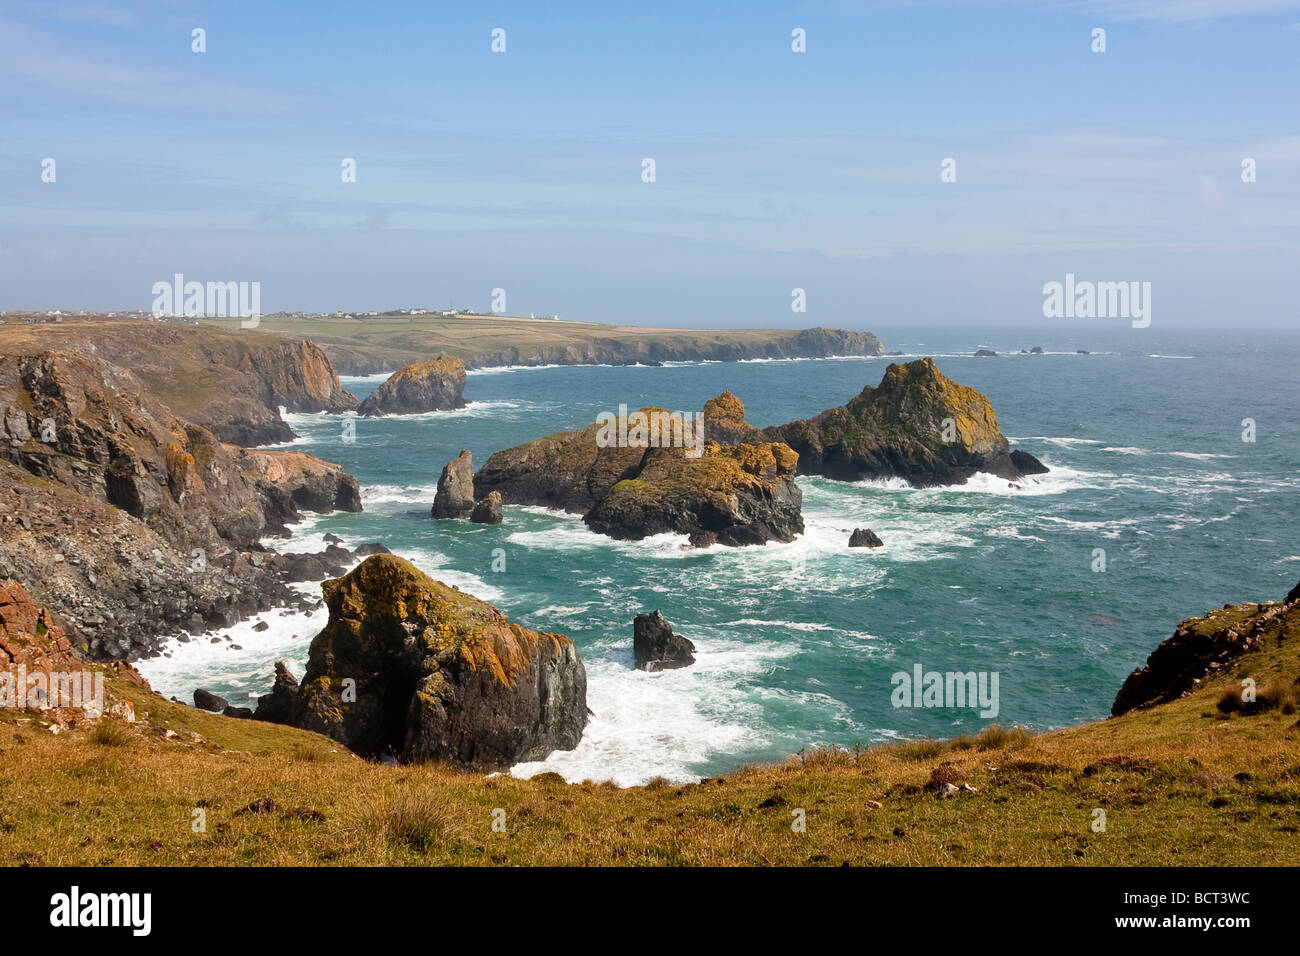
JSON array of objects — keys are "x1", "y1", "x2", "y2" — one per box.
[{"x1": 2, "y1": 0, "x2": 1298, "y2": 330}]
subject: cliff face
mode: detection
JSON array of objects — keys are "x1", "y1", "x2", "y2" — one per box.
[
  {"x1": 0, "y1": 320, "x2": 358, "y2": 445},
  {"x1": 356, "y1": 355, "x2": 466, "y2": 416},
  {"x1": 1112, "y1": 584, "x2": 1300, "y2": 716},
  {"x1": 0, "y1": 350, "x2": 361, "y2": 659},
  {"x1": 475, "y1": 408, "x2": 803, "y2": 545},
  {"x1": 320, "y1": 325, "x2": 886, "y2": 375},
  {"x1": 292, "y1": 555, "x2": 588, "y2": 769},
  {"x1": 736, "y1": 358, "x2": 1048, "y2": 487}
]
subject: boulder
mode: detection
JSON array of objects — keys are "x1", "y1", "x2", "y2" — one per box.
[
  {"x1": 633, "y1": 610, "x2": 696, "y2": 671},
  {"x1": 1029, "y1": 346, "x2": 1044, "y2": 354},
  {"x1": 356, "y1": 355, "x2": 466, "y2": 416},
  {"x1": 848, "y1": 528, "x2": 883, "y2": 548},
  {"x1": 470, "y1": 491, "x2": 503, "y2": 524},
  {"x1": 293, "y1": 554, "x2": 588, "y2": 769},
  {"x1": 432, "y1": 450, "x2": 475, "y2": 519},
  {"x1": 194, "y1": 688, "x2": 228, "y2": 713},
  {"x1": 974, "y1": 349, "x2": 998, "y2": 357},
  {"x1": 688, "y1": 530, "x2": 717, "y2": 548}
]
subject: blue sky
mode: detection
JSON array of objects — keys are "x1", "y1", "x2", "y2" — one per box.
[{"x1": 1, "y1": 0, "x2": 1298, "y2": 329}]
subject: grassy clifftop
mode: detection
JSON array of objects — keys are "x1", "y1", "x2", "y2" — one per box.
[
  {"x1": 2, "y1": 585, "x2": 1297, "y2": 866},
  {"x1": 197, "y1": 314, "x2": 885, "y2": 374}
]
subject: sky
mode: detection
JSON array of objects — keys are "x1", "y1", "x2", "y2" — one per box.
[{"x1": 1, "y1": 0, "x2": 1298, "y2": 330}]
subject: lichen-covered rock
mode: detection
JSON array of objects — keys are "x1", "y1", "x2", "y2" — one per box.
[
  {"x1": 477, "y1": 407, "x2": 802, "y2": 546},
  {"x1": 432, "y1": 450, "x2": 475, "y2": 519},
  {"x1": 293, "y1": 554, "x2": 587, "y2": 769},
  {"x1": 753, "y1": 358, "x2": 1048, "y2": 487},
  {"x1": 584, "y1": 440, "x2": 803, "y2": 545},
  {"x1": 357, "y1": 355, "x2": 466, "y2": 416},
  {"x1": 470, "y1": 491, "x2": 503, "y2": 525},
  {"x1": 633, "y1": 610, "x2": 696, "y2": 671}
]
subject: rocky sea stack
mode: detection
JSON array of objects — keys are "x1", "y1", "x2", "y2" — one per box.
[
  {"x1": 291, "y1": 554, "x2": 587, "y2": 769},
  {"x1": 357, "y1": 355, "x2": 466, "y2": 416},
  {"x1": 474, "y1": 407, "x2": 803, "y2": 545},
  {"x1": 633, "y1": 610, "x2": 696, "y2": 671},
  {"x1": 432, "y1": 450, "x2": 476, "y2": 518},
  {"x1": 708, "y1": 357, "x2": 1048, "y2": 487}
]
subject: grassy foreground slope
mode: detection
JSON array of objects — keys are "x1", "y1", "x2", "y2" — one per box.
[
  {"x1": 2, "y1": 592, "x2": 1297, "y2": 866},
  {"x1": 199, "y1": 313, "x2": 884, "y2": 374}
]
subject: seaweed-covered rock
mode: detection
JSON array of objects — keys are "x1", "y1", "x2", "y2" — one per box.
[
  {"x1": 432, "y1": 450, "x2": 475, "y2": 519},
  {"x1": 357, "y1": 355, "x2": 466, "y2": 416},
  {"x1": 293, "y1": 554, "x2": 587, "y2": 769},
  {"x1": 633, "y1": 610, "x2": 696, "y2": 671}
]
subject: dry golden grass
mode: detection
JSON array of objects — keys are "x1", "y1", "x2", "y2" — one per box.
[{"x1": 2, "y1": 605, "x2": 1297, "y2": 866}]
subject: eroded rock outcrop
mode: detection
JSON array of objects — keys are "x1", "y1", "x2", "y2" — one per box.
[
  {"x1": 1112, "y1": 583, "x2": 1300, "y2": 716},
  {"x1": 0, "y1": 579, "x2": 141, "y2": 723},
  {"x1": 734, "y1": 358, "x2": 1049, "y2": 487},
  {"x1": 476, "y1": 408, "x2": 803, "y2": 545},
  {"x1": 357, "y1": 355, "x2": 466, "y2": 416},
  {"x1": 584, "y1": 440, "x2": 803, "y2": 545},
  {"x1": 470, "y1": 491, "x2": 503, "y2": 525},
  {"x1": 432, "y1": 450, "x2": 476, "y2": 518},
  {"x1": 0, "y1": 349, "x2": 362, "y2": 659},
  {"x1": 291, "y1": 554, "x2": 587, "y2": 769}
]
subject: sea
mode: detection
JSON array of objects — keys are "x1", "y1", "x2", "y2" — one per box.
[{"x1": 136, "y1": 325, "x2": 1300, "y2": 786}]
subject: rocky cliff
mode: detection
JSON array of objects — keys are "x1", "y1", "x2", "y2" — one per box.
[
  {"x1": 706, "y1": 358, "x2": 1048, "y2": 487},
  {"x1": 1112, "y1": 582, "x2": 1300, "y2": 716},
  {"x1": 290, "y1": 554, "x2": 588, "y2": 769},
  {"x1": 0, "y1": 349, "x2": 361, "y2": 659},
  {"x1": 0, "y1": 319, "x2": 358, "y2": 445},
  {"x1": 320, "y1": 325, "x2": 886, "y2": 375},
  {"x1": 356, "y1": 355, "x2": 466, "y2": 416}
]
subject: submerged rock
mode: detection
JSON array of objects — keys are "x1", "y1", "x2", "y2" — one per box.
[
  {"x1": 848, "y1": 528, "x2": 884, "y2": 548},
  {"x1": 356, "y1": 355, "x2": 466, "y2": 416},
  {"x1": 470, "y1": 491, "x2": 503, "y2": 524},
  {"x1": 292, "y1": 554, "x2": 588, "y2": 769},
  {"x1": 432, "y1": 450, "x2": 475, "y2": 519},
  {"x1": 633, "y1": 610, "x2": 696, "y2": 671}
]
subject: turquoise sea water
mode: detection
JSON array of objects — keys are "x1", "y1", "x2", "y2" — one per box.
[{"x1": 137, "y1": 327, "x2": 1300, "y2": 785}]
